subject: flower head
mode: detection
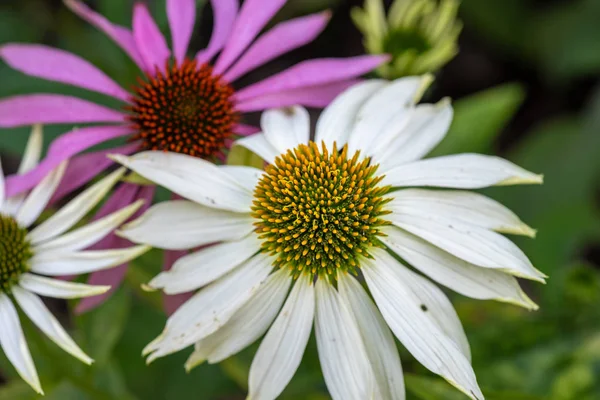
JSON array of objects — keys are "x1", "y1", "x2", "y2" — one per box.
[
  {"x1": 0, "y1": 126, "x2": 149, "y2": 394},
  {"x1": 352, "y1": 0, "x2": 462, "y2": 78},
  {"x1": 111, "y1": 77, "x2": 544, "y2": 400},
  {"x1": 0, "y1": 0, "x2": 387, "y2": 309}
]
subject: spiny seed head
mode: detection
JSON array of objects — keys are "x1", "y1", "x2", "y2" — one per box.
[
  {"x1": 128, "y1": 59, "x2": 238, "y2": 160},
  {"x1": 0, "y1": 214, "x2": 32, "y2": 293},
  {"x1": 251, "y1": 141, "x2": 392, "y2": 281}
]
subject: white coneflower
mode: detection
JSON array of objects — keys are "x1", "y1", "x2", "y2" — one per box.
[
  {"x1": 112, "y1": 76, "x2": 544, "y2": 400},
  {"x1": 0, "y1": 126, "x2": 149, "y2": 394}
]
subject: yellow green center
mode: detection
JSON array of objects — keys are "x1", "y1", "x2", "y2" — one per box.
[
  {"x1": 251, "y1": 141, "x2": 391, "y2": 280},
  {"x1": 0, "y1": 214, "x2": 32, "y2": 293}
]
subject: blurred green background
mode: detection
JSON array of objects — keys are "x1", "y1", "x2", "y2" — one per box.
[{"x1": 1, "y1": 0, "x2": 600, "y2": 399}]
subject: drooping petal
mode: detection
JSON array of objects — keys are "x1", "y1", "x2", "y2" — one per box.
[
  {"x1": 314, "y1": 80, "x2": 386, "y2": 147},
  {"x1": 234, "y1": 133, "x2": 279, "y2": 165},
  {"x1": 218, "y1": 166, "x2": 263, "y2": 193},
  {"x1": 235, "y1": 56, "x2": 389, "y2": 103},
  {"x1": 338, "y1": 274, "x2": 405, "y2": 400},
  {"x1": 0, "y1": 294, "x2": 41, "y2": 394},
  {"x1": 64, "y1": 0, "x2": 145, "y2": 69},
  {"x1": 110, "y1": 151, "x2": 253, "y2": 212},
  {"x1": 15, "y1": 161, "x2": 67, "y2": 228},
  {"x1": 382, "y1": 154, "x2": 544, "y2": 189},
  {"x1": 30, "y1": 245, "x2": 149, "y2": 276},
  {"x1": 233, "y1": 123, "x2": 260, "y2": 136},
  {"x1": 49, "y1": 143, "x2": 138, "y2": 203},
  {"x1": 12, "y1": 287, "x2": 92, "y2": 364},
  {"x1": 144, "y1": 253, "x2": 273, "y2": 361},
  {"x1": 167, "y1": 0, "x2": 196, "y2": 64},
  {"x1": 33, "y1": 200, "x2": 145, "y2": 253},
  {"x1": 19, "y1": 274, "x2": 111, "y2": 299},
  {"x1": 347, "y1": 75, "x2": 432, "y2": 156},
  {"x1": 315, "y1": 279, "x2": 375, "y2": 400},
  {"x1": 388, "y1": 189, "x2": 536, "y2": 237},
  {"x1": 5, "y1": 127, "x2": 134, "y2": 198},
  {"x1": 132, "y1": 3, "x2": 171, "y2": 73},
  {"x1": 223, "y1": 11, "x2": 330, "y2": 82},
  {"x1": 248, "y1": 276, "x2": 314, "y2": 400},
  {"x1": 0, "y1": 155, "x2": 5, "y2": 210},
  {"x1": 213, "y1": 0, "x2": 287, "y2": 74},
  {"x1": 362, "y1": 250, "x2": 484, "y2": 400},
  {"x1": 162, "y1": 250, "x2": 193, "y2": 316},
  {"x1": 388, "y1": 213, "x2": 546, "y2": 282},
  {"x1": 118, "y1": 200, "x2": 254, "y2": 250},
  {"x1": 261, "y1": 106, "x2": 310, "y2": 155},
  {"x1": 375, "y1": 99, "x2": 452, "y2": 169},
  {"x1": 381, "y1": 227, "x2": 538, "y2": 309},
  {"x1": 235, "y1": 80, "x2": 359, "y2": 112},
  {"x1": 195, "y1": 0, "x2": 239, "y2": 63},
  {"x1": 0, "y1": 44, "x2": 131, "y2": 102},
  {"x1": 186, "y1": 268, "x2": 291, "y2": 369},
  {"x1": 149, "y1": 234, "x2": 260, "y2": 294},
  {"x1": 0, "y1": 95, "x2": 125, "y2": 128},
  {"x1": 28, "y1": 168, "x2": 126, "y2": 245}
]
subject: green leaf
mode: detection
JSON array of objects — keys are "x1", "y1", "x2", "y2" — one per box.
[{"x1": 429, "y1": 83, "x2": 525, "y2": 156}]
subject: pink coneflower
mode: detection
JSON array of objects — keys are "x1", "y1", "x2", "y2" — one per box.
[{"x1": 0, "y1": 0, "x2": 386, "y2": 312}]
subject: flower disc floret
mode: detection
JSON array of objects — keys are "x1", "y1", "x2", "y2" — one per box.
[
  {"x1": 252, "y1": 141, "x2": 391, "y2": 280},
  {"x1": 0, "y1": 214, "x2": 32, "y2": 293},
  {"x1": 129, "y1": 59, "x2": 238, "y2": 159}
]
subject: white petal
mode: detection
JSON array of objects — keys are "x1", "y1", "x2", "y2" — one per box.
[
  {"x1": 0, "y1": 294, "x2": 41, "y2": 394},
  {"x1": 362, "y1": 250, "x2": 484, "y2": 400},
  {"x1": 315, "y1": 80, "x2": 387, "y2": 148},
  {"x1": 118, "y1": 200, "x2": 254, "y2": 250},
  {"x1": 18, "y1": 273, "x2": 111, "y2": 299},
  {"x1": 381, "y1": 227, "x2": 538, "y2": 309},
  {"x1": 348, "y1": 75, "x2": 433, "y2": 156},
  {"x1": 338, "y1": 274, "x2": 405, "y2": 400},
  {"x1": 388, "y1": 189, "x2": 536, "y2": 237},
  {"x1": 235, "y1": 133, "x2": 279, "y2": 165},
  {"x1": 389, "y1": 212, "x2": 546, "y2": 281},
  {"x1": 382, "y1": 154, "x2": 543, "y2": 189},
  {"x1": 248, "y1": 276, "x2": 314, "y2": 400},
  {"x1": 149, "y1": 234, "x2": 261, "y2": 294},
  {"x1": 12, "y1": 286, "x2": 92, "y2": 364},
  {"x1": 262, "y1": 106, "x2": 310, "y2": 154},
  {"x1": 29, "y1": 245, "x2": 149, "y2": 276},
  {"x1": 185, "y1": 268, "x2": 291, "y2": 370},
  {"x1": 110, "y1": 152, "x2": 253, "y2": 212},
  {"x1": 15, "y1": 161, "x2": 67, "y2": 228},
  {"x1": 375, "y1": 99, "x2": 453, "y2": 168},
  {"x1": 19, "y1": 124, "x2": 44, "y2": 174},
  {"x1": 28, "y1": 168, "x2": 126, "y2": 245},
  {"x1": 219, "y1": 165, "x2": 264, "y2": 193},
  {"x1": 314, "y1": 279, "x2": 375, "y2": 400},
  {"x1": 144, "y1": 253, "x2": 273, "y2": 362},
  {"x1": 33, "y1": 200, "x2": 145, "y2": 253}
]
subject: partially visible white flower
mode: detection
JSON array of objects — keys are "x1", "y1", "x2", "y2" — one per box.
[
  {"x1": 0, "y1": 126, "x2": 149, "y2": 394},
  {"x1": 112, "y1": 76, "x2": 543, "y2": 400},
  {"x1": 352, "y1": 0, "x2": 462, "y2": 78}
]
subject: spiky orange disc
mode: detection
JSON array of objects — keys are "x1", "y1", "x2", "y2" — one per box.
[{"x1": 128, "y1": 60, "x2": 238, "y2": 159}]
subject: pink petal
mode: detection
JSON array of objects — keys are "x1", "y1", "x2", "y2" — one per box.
[
  {"x1": 5, "y1": 126, "x2": 134, "y2": 197},
  {"x1": 65, "y1": 0, "x2": 145, "y2": 71},
  {"x1": 167, "y1": 0, "x2": 196, "y2": 64},
  {"x1": 236, "y1": 79, "x2": 360, "y2": 112},
  {"x1": 162, "y1": 249, "x2": 194, "y2": 316},
  {"x1": 213, "y1": 0, "x2": 286, "y2": 74},
  {"x1": 0, "y1": 44, "x2": 131, "y2": 102},
  {"x1": 75, "y1": 184, "x2": 155, "y2": 313},
  {"x1": 233, "y1": 123, "x2": 260, "y2": 136},
  {"x1": 49, "y1": 143, "x2": 139, "y2": 203},
  {"x1": 235, "y1": 55, "x2": 389, "y2": 102},
  {"x1": 196, "y1": 0, "x2": 239, "y2": 64},
  {"x1": 223, "y1": 11, "x2": 330, "y2": 82},
  {"x1": 0, "y1": 94, "x2": 125, "y2": 128},
  {"x1": 133, "y1": 3, "x2": 171, "y2": 74}
]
